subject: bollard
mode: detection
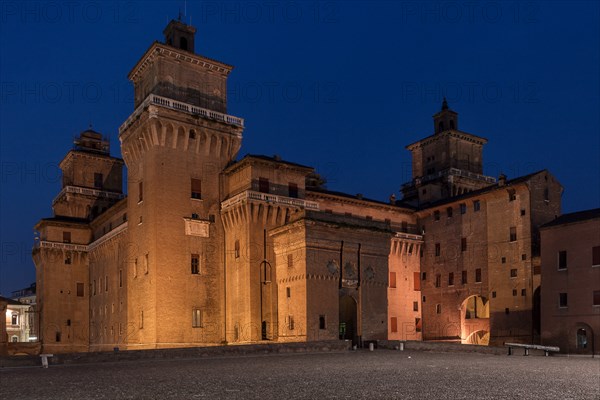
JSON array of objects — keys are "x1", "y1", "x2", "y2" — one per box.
[
  {"x1": 369, "y1": 343, "x2": 374, "y2": 351},
  {"x1": 399, "y1": 342, "x2": 405, "y2": 351}
]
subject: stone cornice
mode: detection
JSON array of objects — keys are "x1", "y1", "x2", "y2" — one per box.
[
  {"x1": 307, "y1": 191, "x2": 414, "y2": 214},
  {"x1": 59, "y1": 150, "x2": 124, "y2": 170},
  {"x1": 128, "y1": 42, "x2": 233, "y2": 83},
  {"x1": 406, "y1": 130, "x2": 488, "y2": 150}
]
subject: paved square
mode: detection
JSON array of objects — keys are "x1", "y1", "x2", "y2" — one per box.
[{"x1": 1, "y1": 350, "x2": 598, "y2": 399}]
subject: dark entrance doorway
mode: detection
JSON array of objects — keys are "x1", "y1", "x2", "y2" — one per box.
[{"x1": 339, "y1": 295, "x2": 358, "y2": 345}]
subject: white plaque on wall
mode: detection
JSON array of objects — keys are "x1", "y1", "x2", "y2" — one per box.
[{"x1": 184, "y1": 218, "x2": 210, "y2": 237}]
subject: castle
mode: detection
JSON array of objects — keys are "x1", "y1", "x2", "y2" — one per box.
[{"x1": 32, "y1": 20, "x2": 563, "y2": 353}]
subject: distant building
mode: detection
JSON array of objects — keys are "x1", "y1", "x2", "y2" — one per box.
[
  {"x1": 32, "y1": 20, "x2": 563, "y2": 353},
  {"x1": 540, "y1": 208, "x2": 600, "y2": 354},
  {"x1": 1, "y1": 296, "x2": 35, "y2": 343}
]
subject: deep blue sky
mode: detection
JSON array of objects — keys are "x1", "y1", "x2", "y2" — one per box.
[{"x1": 1, "y1": 1, "x2": 599, "y2": 295}]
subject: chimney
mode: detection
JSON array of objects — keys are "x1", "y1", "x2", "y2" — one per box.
[{"x1": 498, "y1": 173, "x2": 507, "y2": 186}]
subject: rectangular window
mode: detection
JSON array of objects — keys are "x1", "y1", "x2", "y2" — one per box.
[
  {"x1": 509, "y1": 227, "x2": 517, "y2": 242},
  {"x1": 415, "y1": 318, "x2": 422, "y2": 332},
  {"x1": 413, "y1": 301, "x2": 419, "y2": 312},
  {"x1": 558, "y1": 250, "x2": 567, "y2": 270},
  {"x1": 520, "y1": 209, "x2": 526, "y2": 216},
  {"x1": 436, "y1": 304, "x2": 442, "y2": 314},
  {"x1": 521, "y1": 288, "x2": 527, "y2": 296},
  {"x1": 191, "y1": 178, "x2": 202, "y2": 199},
  {"x1": 65, "y1": 253, "x2": 72, "y2": 265},
  {"x1": 435, "y1": 274, "x2": 441, "y2": 288},
  {"x1": 144, "y1": 253, "x2": 149, "y2": 274},
  {"x1": 191, "y1": 254, "x2": 200, "y2": 274},
  {"x1": 592, "y1": 246, "x2": 600, "y2": 266},
  {"x1": 390, "y1": 317, "x2": 398, "y2": 333},
  {"x1": 76, "y1": 282, "x2": 84, "y2": 297},
  {"x1": 234, "y1": 240, "x2": 240, "y2": 259},
  {"x1": 473, "y1": 200, "x2": 481, "y2": 212},
  {"x1": 435, "y1": 243, "x2": 441, "y2": 257},
  {"x1": 461, "y1": 270, "x2": 467, "y2": 284},
  {"x1": 460, "y1": 203, "x2": 466, "y2": 214},
  {"x1": 446, "y1": 207, "x2": 453, "y2": 218},
  {"x1": 63, "y1": 231, "x2": 71, "y2": 243},
  {"x1": 258, "y1": 177, "x2": 270, "y2": 193},
  {"x1": 475, "y1": 268, "x2": 482, "y2": 283},
  {"x1": 448, "y1": 272, "x2": 454, "y2": 286},
  {"x1": 593, "y1": 290, "x2": 600, "y2": 306},
  {"x1": 533, "y1": 265, "x2": 541, "y2": 275},
  {"x1": 434, "y1": 211, "x2": 440, "y2": 221},
  {"x1": 286, "y1": 287, "x2": 291, "y2": 298},
  {"x1": 389, "y1": 272, "x2": 397, "y2": 288},
  {"x1": 421, "y1": 272, "x2": 427, "y2": 281},
  {"x1": 192, "y1": 308, "x2": 202, "y2": 328},
  {"x1": 510, "y1": 269, "x2": 517, "y2": 278},
  {"x1": 287, "y1": 315, "x2": 295, "y2": 330},
  {"x1": 133, "y1": 258, "x2": 138, "y2": 278},
  {"x1": 522, "y1": 254, "x2": 527, "y2": 261},
  {"x1": 105, "y1": 275, "x2": 108, "y2": 292},
  {"x1": 94, "y1": 172, "x2": 103, "y2": 189},
  {"x1": 413, "y1": 272, "x2": 420, "y2": 291},
  {"x1": 492, "y1": 291, "x2": 497, "y2": 298},
  {"x1": 139, "y1": 310, "x2": 144, "y2": 329},
  {"x1": 138, "y1": 181, "x2": 143, "y2": 202},
  {"x1": 319, "y1": 315, "x2": 326, "y2": 330},
  {"x1": 119, "y1": 269, "x2": 123, "y2": 287},
  {"x1": 461, "y1": 238, "x2": 467, "y2": 252},
  {"x1": 559, "y1": 293, "x2": 568, "y2": 308},
  {"x1": 287, "y1": 253, "x2": 294, "y2": 269},
  {"x1": 501, "y1": 257, "x2": 506, "y2": 264},
  {"x1": 512, "y1": 289, "x2": 517, "y2": 296},
  {"x1": 288, "y1": 183, "x2": 298, "y2": 198},
  {"x1": 93, "y1": 280, "x2": 96, "y2": 295},
  {"x1": 56, "y1": 332, "x2": 61, "y2": 342}
]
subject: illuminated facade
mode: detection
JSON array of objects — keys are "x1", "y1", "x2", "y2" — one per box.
[{"x1": 32, "y1": 20, "x2": 563, "y2": 353}]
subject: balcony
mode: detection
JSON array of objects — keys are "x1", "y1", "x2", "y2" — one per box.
[
  {"x1": 222, "y1": 190, "x2": 320, "y2": 211},
  {"x1": 34, "y1": 240, "x2": 88, "y2": 252},
  {"x1": 119, "y1": 94, "x2": 244, "y2": 134},
  {"x1": 53, "y1": 186, "x2": 124, "y2": 205},
  {"x1": 402, "y1": 167, "x2": 496, "y2": 189}
]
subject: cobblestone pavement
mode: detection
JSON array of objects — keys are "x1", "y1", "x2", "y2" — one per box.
[{"x1": 1, "y1": 350, "x2": 598, "y2": 399}]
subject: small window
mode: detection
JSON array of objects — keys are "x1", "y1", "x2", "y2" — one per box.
[
  {"x1": 521, "y1": 288, "x2": 526, "y2": 296},
  {"x1": 422, "y1": 296, "x2": 426, "y2": 302},
  {"x1": 63, "y1": 231, "x2": 71, "y2": 243},
  {"x1": 144, "y1": 253, "x2": 149, "y2": 274},
  {"x1": 139, "y1": 310, "x2": 144, "y2": 329},
  {"x1": 505, "y1": 308, "x2": 510, "y2": 315},
  {"x1": 94, "y1": 172, "x2": 103, "y2": 189},
  {"x1": 288, "y1": 183, "x2": 298, "y2": 198},
  {"x1": 189, "y1": 130, "x2": 196, "y2": 139},
  {"x1": 558, "y1": 250, "x2": 567, "y2": 270},
  {"x1": 448, "y1": 272, "x2": 454, "y2": 286},
  {"x1": 119, "y1": 269, "x2": 123, "y2": 287},
  {"x1": 521, "y1": 254, "x2": 527, "y2": 261},
  {"x1": 592, "y1": 246, "x2": 600, "y2": 266},
  {"x1": 192, "y1": 308, "x2": 203, "y2": 328},
  {"x1": 510, "y1": 269, "x2": 517, "y2": 278},
  {"x1": 133, "y1": 258, "x2": 138, "y2": 278},
  {"x1": 436, "y1": 304, "x2": 442, "y2": 314},
  {"x1": 138, "y1": 181, "x2": 143, "y2": 202},
  {"x1": 473, "y1": 200, "x2": 481, "y2": 212},
  {"x1": 389, "y1": 272, "x2": 397, "y2": 288},
  {"x1": 508, "y1": 189, "x2": 516, "y2": 202},
  {"x1": 413, "y1": 272, "x2": 420, "y2": 291},
  {"x1": 421, "y1": 272, "x2": 427, "y2": 281},
  {"x1": 559, "y1": 293, "x2": 568, "y2": 308},
  {"x1": 258, "y1": 177, "x2": 270, "y2": 193},
  {"x1": 434, "y1": 211, "x2": 440, "y2": 221},
  {"x1": 287, "y1": 253, "x2": 294, "y2": 269},
  {"x1": 319, "y1": 315, "x2": 326, "y2": 330},
  {"x1": 509, "y1": 227, "x2": 517, "y2": 242},
  {"x1": 461, "y1": 238, "x2": 467, "y2": 252},
  {"x1": 11, "y1": 314, "x2": 18, "y2": 325},
  {"x1": 191, "y1": 254, "x2": 200, "y2": 274},
  {"x1": 105, "y1": 275, "x2": 108, "y2": 292},
  {"x1": 415, "y1": 318, "x2": 422, "y2": 332},
  {"x1": 492, "y1": 291, "x2": 497, "y2": 298},
  {"x1": 286, "y1": 287, "x2": 291, "y2": 298},
  {"x1": 435, "y1": 243, "x2": 441, "y2": 257},
  {"x1": 76, "y1": 282, "x2": 84, "y2": 297},
  {"x1": 93, "y1": 280, "x2": 96, "y2": 295},
  {"x1": 475, "y1": 268, "x2": 482, "y2": 283},
  {"x1": 390, "y1": 317, "x2": 398, "y2": 333},
  {"x1": 56, "y1": 332, "x2": 61, "y2": 342},
  {"x1": 512, "y1": 289, "x2": 517, "y2": 296},
  {"x1": 459, "y1": 203, "x2": 466, "y2": 214},
  {"x1": 520, "y1": 209, "x2": 526, "y2": 216},
  {"x1": 501, "y1": 257, "x2": 506, "y2": 264},
  {"x1": 593, "y1": 290, "x2": 600, "y2": 306},
  {"x1": 234, "y1": 240, "x2": 240, "y2": 259},
  {"x1": 65, "y1": 253, "x2": 72, "y2": 265},
  {"x1": 461, "y1": 270, "x2": 467, "y2": 284},
  {"x1": 435, "y1": 274, "x2": 441, "y2": 288},
  {"x1": 413, "y1": 301, "x2": 419, "y2": 312},
  {"x1": 446, "y1": 207, "x2": 453, "y2": 218},
  {"x1": 191, "y1": 178, "x2": 202, "y2": 199},
  {"x1": 287, "y1": 315, "x2": 295, "y2": 330},
  {"x1": 533, "y1": 265, "x2": 541, "y2": 275}
]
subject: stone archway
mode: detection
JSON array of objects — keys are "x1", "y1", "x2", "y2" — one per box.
[
  {"x1": 571, "y1": 322, "x2": 594, "y2": 355},
  {"x1": 339, "y1": 295, "x2": 358, "y2": 346},
  {"x1": 460, "y1": 295, "x2": 490, "y2": 345}
]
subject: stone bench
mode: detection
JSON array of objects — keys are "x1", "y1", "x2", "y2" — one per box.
[
  {"x1": 40, "y1": 354, "x2": 53, "y2": 368},
  {"x1": 505, "y1": 343, "x2": 559, "y2": 356}
]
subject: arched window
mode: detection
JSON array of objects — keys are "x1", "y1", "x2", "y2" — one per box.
[
  {"x1": 450, "y1": 120, "x2": 455, "y2": 129},
  {"x1": 180, "y1": 37, "x2": 188, "y2": 51},
  {"x1": 438, "y1": 121, "x2": 444, "y2": 132},
  {"x1": 576, "y1": 328, "x2": 587, "y2": 349}
]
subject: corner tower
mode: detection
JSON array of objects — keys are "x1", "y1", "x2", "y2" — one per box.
[
  {"x1": 119, "y1": 20, "x2": 244, "y2": 348},
  {"x1": 401, "y1": 100, "x2": 495, "y2": 205}
]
